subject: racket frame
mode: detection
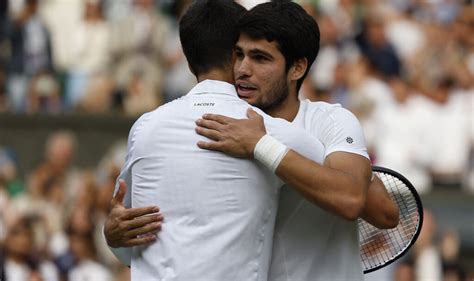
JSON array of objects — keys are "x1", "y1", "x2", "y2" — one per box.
[{"x1": 361, "y1": 166, "x2": 424, "y2": 274}]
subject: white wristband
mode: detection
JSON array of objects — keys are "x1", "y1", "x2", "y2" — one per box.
[{"x1": 254, "y1": 134, "x2": 289, "y2": 173}]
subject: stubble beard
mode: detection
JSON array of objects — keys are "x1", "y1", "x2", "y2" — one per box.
[{"x1": 253, "y1": 77, "x2": 289, "y2": 113}]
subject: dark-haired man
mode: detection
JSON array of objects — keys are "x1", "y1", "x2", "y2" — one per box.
[
  {"x1": 106, "y1": 1, "x2": 327, "y2": 280},
  {"x1": 195, "y1": 2, "x2": 398, "y2": 280}
]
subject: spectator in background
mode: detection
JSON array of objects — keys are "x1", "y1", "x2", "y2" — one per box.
[
  {"x1": 384, "y1": 5, "x2": 427, "y2": 67},
  {"x1": 39, "y1": 0, "x2": 83, "y2": 72},
  {"x1": 394, "y1": 260, "x2": 415, "y2": 281},
  {"x1": 0, "y1": 148, "x2": 25, "y2": 198},
  {"x1": 65, "y1": 0, "x2": 111, "y2": 112},
  {"x1": 413, "y1": 209, "x2": 443, "y2": 281},
  {"x1": 5, "y1": 0, "x2": 54, "y2": 112},
  {"x1": 0, "y1": 148, "x2": 21, "y2": 244},
  {"x1": 111, "y1": 0, "x2": 167, "y2": 116},
  {"x1": 440, "y1": 229, "x2": 466, "y2": 281},
  {"x1": 67, "y1": 230, "x2": 112, "y2": 281},
  {"x1": 370, "y1": 80, "x2": 434, "y2": 193},
  {"x1": 422, "y1": 78, "x2": 471, "y2": 186},
  {"x1": 26, "y1": 70, "x2": 61, "y2": 114},
  {"x1": 6, "y1": 131, "x2": 79, "y2": 247},
  {"x1": 30, "y1": 130, "x2": 79, "y2": 206},
  {"x1": 3, "y1": 216, "x2": 59, "y2": 281},
  {"x1": 55, "y1": 206, "x2": 112, "y2": 281},
  {"x1": 302, "y1": 8, "x2": 360, "y2": 106},
  {"x1": 356, "y1": 7, "x2": 401, "y2": 80}
]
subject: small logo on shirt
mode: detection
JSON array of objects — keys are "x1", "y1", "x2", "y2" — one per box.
[
  {"x1": 194, "y1": 102, "x2": 215, "y2": 106},
  {"x1": 346, "y1": 137, "x2": 354, "y2": 144}
]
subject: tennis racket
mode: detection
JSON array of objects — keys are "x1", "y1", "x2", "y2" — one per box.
[{"x1": 359, "y1": 166, "x2": 423, "y2": 274}]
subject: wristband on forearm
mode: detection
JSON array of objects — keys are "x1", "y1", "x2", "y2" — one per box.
[{"x1": 253, "y1": 134, "x2": 289, "y2": 173}]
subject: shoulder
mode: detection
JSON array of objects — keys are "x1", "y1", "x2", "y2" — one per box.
[
  {"x1": 302, "y1": 101, "x2": 368, "y2": 158},
  {"x1": 302, "y1": 100, "x2": 360, "y2": 129}
]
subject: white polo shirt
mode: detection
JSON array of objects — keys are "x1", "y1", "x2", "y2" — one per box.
[
  {"x1": 269, "y1": 100, "x2": 369, "y2": 281},
  {"x1": 114, "y1": 80, "x2": 325, "y2": 281}
]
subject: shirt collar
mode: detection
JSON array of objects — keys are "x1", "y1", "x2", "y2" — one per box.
[{"x1": 187, "y1": 80, "x2": 238, "y2": 98}]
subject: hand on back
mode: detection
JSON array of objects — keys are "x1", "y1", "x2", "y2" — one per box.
[
  {"x1": 104, "y1": 179, "x2": 163, "y2": 248},
  {"x1": 195, "y1": 108, "x2": 266, "y2": 158}
]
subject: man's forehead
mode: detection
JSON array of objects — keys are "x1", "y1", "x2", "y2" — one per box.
[{"x1": 236, "y1": 34, "x2": 279, "y2": 53}]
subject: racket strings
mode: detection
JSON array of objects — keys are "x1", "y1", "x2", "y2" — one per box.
[{"x1": 359, "y1": 171, "x2": 421, "y2": 271}]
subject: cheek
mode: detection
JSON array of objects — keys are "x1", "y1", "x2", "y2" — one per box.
[
  {"x1": 233, "y1": 62, "x2": 240, "y2": 76},
  {"x1": 261, "y1": 68, "x2": 285, "y2": 92},
  {"x1": 257, "y1": 68, "x2": 276, "y2": 89}
]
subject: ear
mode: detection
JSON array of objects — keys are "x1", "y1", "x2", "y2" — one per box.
[{"x1": 288, "y1": 58, "x2": 308, "y2": 82}]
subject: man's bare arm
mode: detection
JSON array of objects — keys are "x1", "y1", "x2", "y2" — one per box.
[
  {"x1": 196, "y1": 108, "x2": 398, "y2": 224},
  {"x1": 361, "y1": 175, "x2": 399, "y2": 228},
  {"x1": 274, "y1": 148, "x2": 371, "y2": 220}
]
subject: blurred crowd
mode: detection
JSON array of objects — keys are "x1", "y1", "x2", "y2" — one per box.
[
  {"x1": 365, "y1": 209, "x2": 469, "y2": 281},
  {"x1": 297, "y1": 0, "x2": 473, "y2": 194},
  {"x1": 0, "y1": 0, "x2": 473, "y2": 280},
  {"x1": 0, "y1": 0, "x2": 196, "y2": 116}
]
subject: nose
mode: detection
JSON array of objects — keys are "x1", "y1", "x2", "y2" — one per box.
[{"x1": 235, "y1": 56, "x2": 251, "y2": 79}]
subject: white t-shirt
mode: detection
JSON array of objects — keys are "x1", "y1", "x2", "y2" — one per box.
[
  {"x1": 113, "y1": 80, "x2": 325, "y2": 281},
  {"x1": 269, "y1": 100, "x2": 369, "y2": 281}
]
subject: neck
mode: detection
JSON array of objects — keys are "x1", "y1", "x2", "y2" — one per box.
[
  {"x1": 266, "y1": 88, "x2": 300, "y2": 122},
  {"x1": 197, "y1": 69, "x2": 234, "y2": 84}
]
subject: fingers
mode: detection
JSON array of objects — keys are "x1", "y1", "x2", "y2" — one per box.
[
  {"x1": 195, "y1": 118, "x2": 225, "y2": 131},
  {"x1": 197, "y1": 141, "x2": 223, "y2": 152},
  {"x1": 247, "y1": 107, "x2": 264, "y2": 121},
  {"x1": 202, "y1": 113, "x2": 235, "y2": 124},
  {"x1": 125, "y1": 213, "x2": 163, "y2": 230},
  {"x1": 125, "y1": 234, "x2": 158, "y2": 247},
  {"x1": 121, "y1": 206, "x2": 160, "y2": 220},
  {"x1": 246, "y1": 107, "x2": 259, "y2": 118},
  {"x1": 195, "y1": 126, "x2": 221, "y2": 141},
  {"x1": 125, "y1": 221, "x2": 162, "y2": 239}
]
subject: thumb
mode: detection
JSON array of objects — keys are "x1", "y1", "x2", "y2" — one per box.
[
  {"x1": 246, "y1": 107, "x2": 261, "y2": 119},
  {"x1": 113, "y1": 179, "x2": 127, "y2": 206}
]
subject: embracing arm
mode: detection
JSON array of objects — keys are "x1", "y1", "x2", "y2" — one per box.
[
  {"x1": 196, "y1": 108, "x2": 398, "y2": 225},
  {"x1": 275, "y1": 149, "x2": 371, "y2": 221},
  {"x1": 361, "y1": 175, "x2": 399, "y2": 228},
  {"x1": 277, "y1": 149, "x2": 398, "y2": 226}
]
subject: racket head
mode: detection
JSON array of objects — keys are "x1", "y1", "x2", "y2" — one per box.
[{"x1": 359, "y1": 166, "x2": 424, "y2": 274}]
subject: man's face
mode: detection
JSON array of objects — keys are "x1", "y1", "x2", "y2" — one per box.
[{"x1": 234, "y1": 34, "x2": 289, "y2": 112}]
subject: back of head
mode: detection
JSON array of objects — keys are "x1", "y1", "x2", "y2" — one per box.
[
  {"x1": 238, "y1": 1, "x2": 320, "y2": 90},
  {"x1": 180, "y1": 0, "x2": 246, "y2": 77}
]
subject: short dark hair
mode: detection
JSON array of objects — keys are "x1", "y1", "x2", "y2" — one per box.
[
  {"x1": 238, "y1": 1, "x2": 320, "y2": 91},
  {"x1": 179, "y1": 0, "x2": 246, "y2": 76}
]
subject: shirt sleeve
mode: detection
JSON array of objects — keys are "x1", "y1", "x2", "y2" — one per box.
[{"x1": 316, "y1": 107, "x2": 369, "y2": 160}]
